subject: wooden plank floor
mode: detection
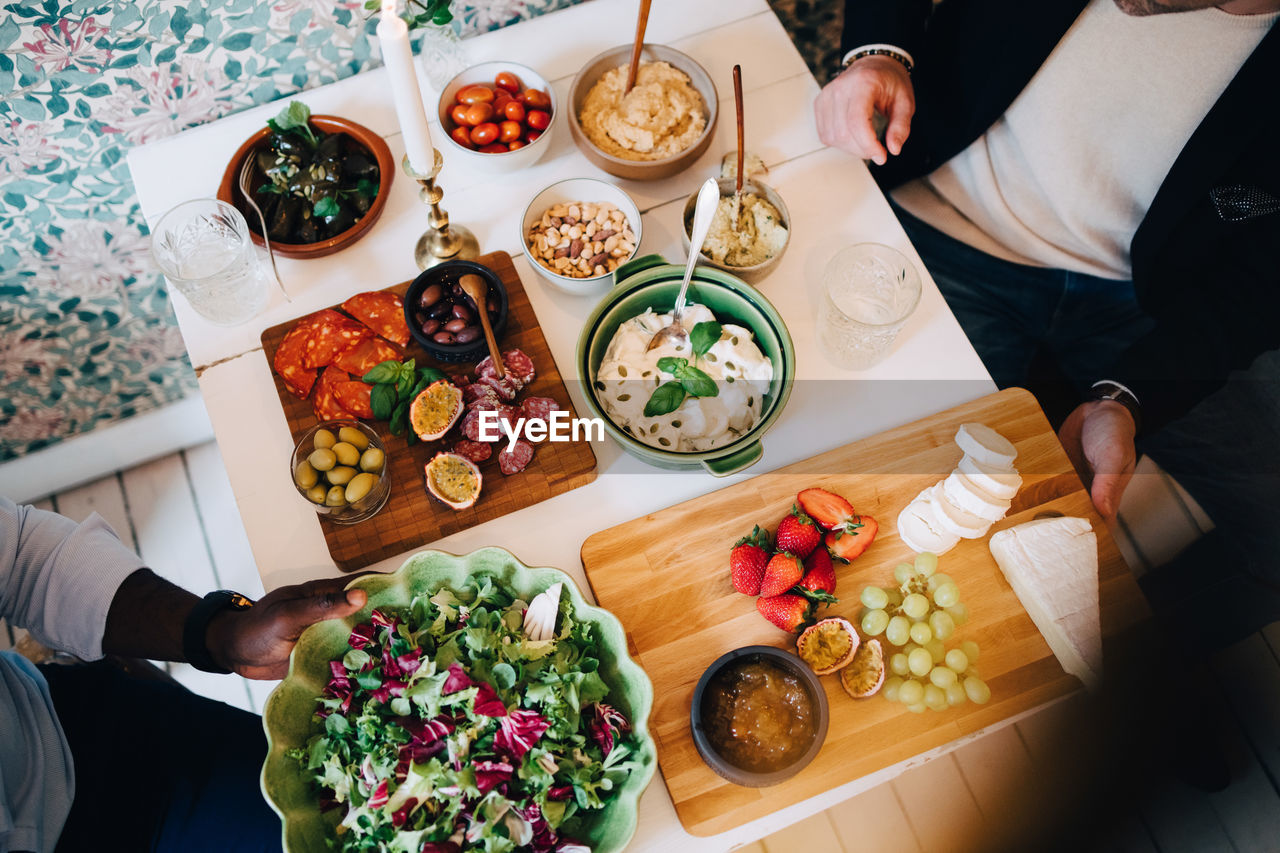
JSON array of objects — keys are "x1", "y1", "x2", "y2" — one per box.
[{"x1": 8, "y1": 444, "x2": 1280, "y2": 851}]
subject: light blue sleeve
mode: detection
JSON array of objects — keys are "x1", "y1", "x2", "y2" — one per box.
[{"x1": 0, "y1": 496, "x2": 146, "y2": 661}]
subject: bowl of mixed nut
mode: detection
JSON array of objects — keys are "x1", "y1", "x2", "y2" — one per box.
[{"x1": 520, "y1": 177, "x2": 642, "y2": 296}]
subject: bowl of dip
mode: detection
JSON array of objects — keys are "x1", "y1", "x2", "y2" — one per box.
[
  {"x1": 576, "y1": 254, "x2": 794, "y2": 477},
  {"x1": 683, "y1": 177, "x2": 792, "y2": 282},
  {"x1": 569, "y1": 44, "x2": 718, "y2": 181},
  {"x1": 691, "y1": 646, "x2": 829, "y2": 787}
]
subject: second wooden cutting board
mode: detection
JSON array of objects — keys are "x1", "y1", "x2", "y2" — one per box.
[{"x1": 579, "y1": 388, "x2": 1149, "y2": 836}]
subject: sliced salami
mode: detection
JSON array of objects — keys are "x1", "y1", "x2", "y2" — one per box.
[
  {"x1": 313, "y1": 367, "x2": 355, "y2": 422},
  {"x1": 333, "y1": 336, "x2": 402, "y2": 378},
  {"x1": 302, "y1": 310, "x2": 370, "y2": 369},
  {"x1": 462, "y1": 382, "x2": 500, "y2": 407},
  {"x1": 453, "y1": 438, "x2": 493, "y2": 463},
  {"x1": 498, "y1": 439, "x2": 535, "y2": 475},
  {"x1": 462, "y1": 402, "x2": 517, "y2": 442},
  {"x1": 333, "y1": 381, "x2": 374, "y2": 419},
  {"x1": 476, "y1": 372, "x2": 521, "y2": 402},
  {"x1": 502, "y1": 349, "x2": 536, "y2": 386},
  {"x1": 475, "y1": 352, "x2": 529, "y2": 391},
  {"x1": 520, "y1": 396, "x2": 561, "y2": 424},
  {"x1": 342, "y1": 291, "x2": 410, "y2": 347},
  {"x1": 273, "y1": 321, "x2": 318, "y2": 399}
]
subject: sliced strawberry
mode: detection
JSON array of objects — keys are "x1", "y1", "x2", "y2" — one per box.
[
  {"x1": 797, "y1": 487, "x2": 856, "y2": 531},
  {"x1": 729, "y1": 525, "x2": 772, "y2": 596},
  {"x1": 799, "y1": 547, "x2": 838, "y2": 596},
  {"x1": 826, "y1": 514, "x2": 879, "y2": 563},
  {"x1": 759, "y1": 552, "x2": 805, "y2": 598},
  {"x1": 756, "y1": 593, "x2": 814, "y2": 633},
  {"x1": 775, "y1": 504, "x2": 821, "y2": 559}
]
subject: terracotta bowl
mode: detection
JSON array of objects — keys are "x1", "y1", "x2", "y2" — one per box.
[
  {"x1": 568, "y1": 44, "x2": 718, "y2": 181},
  {"x1": 217, "y1": 115, "x2": 393, "y2": 260}
]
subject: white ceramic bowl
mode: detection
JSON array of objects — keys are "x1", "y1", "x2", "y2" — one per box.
[
  {"x1": 520, "y1": 177, "x2": 643, "y2": 296},
  {"x1": 437, "y1": 61, "x2": 555, "y2": 173}
]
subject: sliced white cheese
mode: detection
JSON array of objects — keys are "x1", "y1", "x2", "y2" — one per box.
[
  {"x1": 928, "y1": 482, "x2": 991, "y2": 539},
  {"x1": 957, "y1": 453, "x2": 1023, "y2": 500},
  {"x1": 942, "y1": 471, "x2": 1011, "y2": 523},
  {"x1": 989, "y1": 517, "x2": 1101, "y2": 689},
  {"x1": 897, "y1": 491, "x2": 961, "y2": 555},
  {"x1": 956, "y1": 423, "x2": 1017, "y2": 469}
]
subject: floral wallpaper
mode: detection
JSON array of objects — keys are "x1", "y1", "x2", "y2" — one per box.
[{"x1": 0, "y1": 0, "x2": 583, "y2": 462}]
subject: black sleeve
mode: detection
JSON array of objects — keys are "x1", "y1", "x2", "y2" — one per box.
[{"x1": 841, "y1": 0, "x2": 934, "y2": 60}]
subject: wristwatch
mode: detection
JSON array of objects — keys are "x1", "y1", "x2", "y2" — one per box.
[
  {"x1": 1090, "y1": 380, "x2": 1142, "y2": 431},
  {"x1": 183, "y1": 590, "x2": 255, "y2": 674}
]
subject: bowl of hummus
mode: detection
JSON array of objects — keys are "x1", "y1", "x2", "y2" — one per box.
[
  {"x1": 569, "y1": 44, "x2": 718, "y2": 181},
  {"x1": 576, "y1": 254, "x2": 794, "y2": 477},
  {"x1": 683, "y1": 177, "x2": 792, "y2": 282}
]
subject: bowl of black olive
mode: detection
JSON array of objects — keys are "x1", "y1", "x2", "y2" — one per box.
[
  {"x1": 404, "y1": 260, "x2": 508, "y2": 363},
  {"x1": 217, "y1": 101, "x2": 393, "y2": 259}
]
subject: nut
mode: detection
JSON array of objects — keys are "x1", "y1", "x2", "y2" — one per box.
[{"x1": 526, "y1": 200, "x2": 637, "y2": 279}]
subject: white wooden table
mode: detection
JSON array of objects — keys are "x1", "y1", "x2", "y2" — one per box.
[{"x1": 129, "y1": 0, "x2": 995, "y2": 847}]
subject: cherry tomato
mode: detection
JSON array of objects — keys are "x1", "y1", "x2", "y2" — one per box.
[
  {"x1": 494, "y1": 71, "x2": 522, "y2": 94},
  {"x1": 462, "y1": 102, "x2": 494, "y2": 126},
  {"x1": 449, "y1": 104, "x2": 470, "y2": 126},
  {"x1": 526, "y1": 109, "x2": 551, "y2": 131},
  {"x1": 456, "y1": 84, "x2": 495, "y2": 105},
  {"x1": 479, "y1": 143, "x2": 508, "y2": 154},
  {"x1": 498, "y1": 120, "x2": 523, "y2": 143},
  {"x1": 502, "y1": 100, "x2": 526, "y2": 123},
  {"x1": 519, "y1": 88, "x2": 551, "y2": 110},
  {"x1": 450, "y1": 126, "x2": 475, "y2": 149},
  {"x1": 469, "y1": 122, "x2": 500, "y2": 146},
  {"x1": 524, "y1": 129, "x2": 542, "y2": 144},
  {"x1": 493, "y1": 91, "x2": 513, "y2": 111},
  {"x1": 507, "y1": 139, "x2": 527, "y2": 151}
]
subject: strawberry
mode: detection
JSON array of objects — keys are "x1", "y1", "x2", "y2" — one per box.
[
  {"x1": 756, "y1": 593, "x2": 814, "y2": 633},
  {"x1": 758, "y1": 552, "x2": 805, "y2": 597},
  {"x1": 774, "y1": 504, "x2": 821, "y2": 558},
  {"x1": 729, "y1": 525, "x2": 772, "y2": 596},
  {"x1": 826, "y1": 514, "x2": 879, "y2": 562},
  {"x1": 797, "y1": 487, "x2": 856, "y2": 531},
  {"x1": 799, "y1": 546, "x2": 837, "y2": 596}
]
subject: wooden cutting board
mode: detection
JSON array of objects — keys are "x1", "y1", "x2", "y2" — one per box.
[
  {"x1": 579, "y1": 388, "x2": 1149, "y2": 836},
  {"x1": 261, "y1": 251, "x2": 597, "y2": 571}
]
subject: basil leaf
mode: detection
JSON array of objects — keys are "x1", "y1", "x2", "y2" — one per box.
[
  {"x1": 370, "y1": 383, "x2": 396, "y2": 420},
  {"x1": 389, "y1": 400, "x2": 408, "y2": 436},
  {"x1": 675, "y1": 364, "x2": 718, "y2": 398},
  {"x1": 643, "y1": 381, "x2": 686, "y2": 417},
  {"x1": 690, "y1": 321, "x2": 722, "y2": 357},
  {"x1": 417, "y1": 367, "x2": 444, "y2": 385},
  {"x1": 396, "y1": 370, "x2": 414, "y2": 399},
  {"x1": 655, "y1": 356, "x2": 686, "y2": 376},
  {"x1": 312, "y1": 195, "x2": 340, "y2": 218},
  {"x1": 362, "y1": 361, "x2": 401, "y2": 385}
]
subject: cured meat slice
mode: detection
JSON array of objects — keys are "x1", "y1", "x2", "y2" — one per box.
[
  {"x1": 332, "y1": 335, "x2": 401, "y2": 378},
  {"x1": 476, "y1": 373, "x2": 520, "y2": 402},
  {"x1": 342, "y1": 291, "x2": 410, "y2": 347},
  {"x1": 498, "y1": 439, "x2": 534, "y2": 475},
  {"x1": 453, "y1": 438, "x2": 493, "y2": 463},
  {"x1": 520, "y1": 396, "x2": 561, "y2": 424},
  {"x1": 462, "y1": 382, "x2": 500, "y2": 407},
  {"x1": 334, "y1": 381, "x2": 374, "y2": 419},
  {"x1": 461, "y1": 403, "x2": 517, "y2": 442},
  {"x1": 302, "y1": 309, "x2": 370, "y2": 369},
  {"x1": 475, "y1": 350, "x2": 534, "y2": 391},
  {"x1": 313, "y1": 367, "x2": 356, "y2": 422},
  {"x1": 273, "y1": 321, "x2": 318, "y2": 399}
]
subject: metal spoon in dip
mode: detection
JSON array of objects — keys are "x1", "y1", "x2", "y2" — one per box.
[
  {"x1": 647, "y1": 177, "x2": 720, "y2": 352},
  {"x1": 460, "y1": 273, "x2": 505, "y2": 378}
]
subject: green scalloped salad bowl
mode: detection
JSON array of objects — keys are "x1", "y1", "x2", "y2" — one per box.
[{"x1": 260, "y1": 548, "x2": 657, "y2": 853}]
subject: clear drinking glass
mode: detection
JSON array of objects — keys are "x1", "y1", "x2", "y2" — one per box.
[
  {"x1": 818, "y1": 243, "x2": 922, "y2": 370},
  {"x1": 150, "y1": 199, "x2": 271, "y2": 326}
]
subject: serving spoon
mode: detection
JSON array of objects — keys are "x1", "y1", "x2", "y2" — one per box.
[
  {"x1": 624, "y1": 0, "x2": 652, "y2": 94},
  {"x1": 460, "y1": 273, "x2": 505, "y2": 378},
  {"x1": 646, "y1": 177, "x2": 720, "y2": 352},
  {"x1": 238, "y1": 157, "x2": 288, "y2": 300}
]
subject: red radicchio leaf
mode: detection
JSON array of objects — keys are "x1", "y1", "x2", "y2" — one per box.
[
  {"x1": 556, "y1": 840, "x2": 592, "y2": 853},
  {"x1": 517, "y1": 803, "x2": 558, "y2": 853},
  {"x1": 370, "y1": 608, "x2": 397, "y2": 630},
  {"x1": 588, "y1": 702, "x2": 631, "y2": 755},
  {"x1": 547, "y1": 786, "x2": 574, "y2": 801},
  {"x1": 367, "y1": 779, "x2": 389, "y2": 809},
  {"x1": 390, "y1": 796, "x2": 418, "y2": 828},
  {"x1": 442, "y1": 663, "x2": 474, "y2": 694},
  {"x1": 398, "y1": 715, "x2": 454, "y2": 764},
  {"x1": 472, "y1": 759, "x2": 514, "y2": 794},
  {"x1": 421, "y1": 844, "x2": 461, "y2": 853},
  {"x1": 495, "y1": 709, "x2": 550, "y2": 759},
  {"x1": 472, "y1": 681, "x2": 507, "y2": 717},
  {"x1": 347, "y1": 622, "x2": 376, "y2": 650}
]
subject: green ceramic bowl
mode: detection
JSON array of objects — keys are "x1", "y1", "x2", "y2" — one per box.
[
  {"x1": 576, "y1": 254, "x2": 795, "y2": 477},
  {"x1": 261, "y1": 548, "x2": 657, "y2": 852}
]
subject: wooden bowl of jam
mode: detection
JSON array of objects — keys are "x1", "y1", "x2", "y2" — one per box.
[{"x1": 690, "y1": 645, "x2": 829, "y2": 787}]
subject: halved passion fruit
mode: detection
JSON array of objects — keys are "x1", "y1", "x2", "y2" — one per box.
[
  {"x1": 796, "y1": 617, "x2": 859, "y2": 676},
  {"x1": 840, "y1": 637, "x2": 886, "y2": 698},
  {"x1": 410, "y1": 379, "x2": 464, "y2": 441},
  {"x1": 424, "y1": 451, "x2": 482, "y2": 509}
]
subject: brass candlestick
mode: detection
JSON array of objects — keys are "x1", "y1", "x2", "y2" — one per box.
[{"x1": 402, "y1": 150, "x2": 479, "y2": 270}]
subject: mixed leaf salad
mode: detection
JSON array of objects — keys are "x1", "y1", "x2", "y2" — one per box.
[{"x1": 287, "y1": 576, "x2": 641, "y2": 852}]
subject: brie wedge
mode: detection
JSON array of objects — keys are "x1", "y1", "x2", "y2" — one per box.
[
  {"x1": 956, "y1": 423, "x2": 1018, "y2": 469},
  {"x1": 988, "y1": 517, "x2": 1102, "y2": 688}
]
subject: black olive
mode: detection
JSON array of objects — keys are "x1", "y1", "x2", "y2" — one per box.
[
  {"x1": 418, "y1": 284, "x2": 443, "y2": 308},
  {"x1": 433, "y1": 331, "x2": 456, "y2": 345},
  {"x1": 454, "y1": 326, "x2": 481, "y2": 343},
  {"x1": 421, "y1": 318, "x2": 440, "y2": 335},
  {"x1": 429, "y1": 302, "x2": 452, "y2": 320},
  {"x1": 413, "y1": 310, "x2": 428, "y2": 327}
]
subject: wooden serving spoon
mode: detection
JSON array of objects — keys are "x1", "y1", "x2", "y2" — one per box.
[
  {"x1": 460, "y1": 273, "x2": 505, "y2": 379},
  {"x1": 732, "y1": 63, "x2": 745, "y2": 223},
  {"x1": 624, "y1": 0, "x2": 652, "y2": 95}
]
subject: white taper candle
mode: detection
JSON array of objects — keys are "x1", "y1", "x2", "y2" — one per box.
[{"x1": 377, "y1": 0, "x2": 435, "y2": 173}]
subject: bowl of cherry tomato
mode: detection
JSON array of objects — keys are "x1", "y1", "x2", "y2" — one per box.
[{"x1": 437, "y1": 61, "x2": 555, "y2": 172}]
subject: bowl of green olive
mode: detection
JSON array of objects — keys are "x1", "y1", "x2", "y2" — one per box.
[{"x1": 290, "y1": 421, "x2": 389, "y2": 523}]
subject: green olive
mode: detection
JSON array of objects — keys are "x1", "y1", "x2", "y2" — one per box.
[
  {"x1": 331, "y1": 441, "x2": 361, "y2": 467},
  {"x1": 326, "y1": 465, "x2": 357, "y2": 486},
  {"x1": 359, "y1": 447, "x2": 385, "y2": 473},
  {"x1": 338, "y1": 426, "x2": 370, "y2": 451},
  {"x1": 308, "y1": 448, "x2": 337, "y2": 472},
  {"x1": 294, "y1": 460, "x2": 318, "y2": 489},
  {"x1": 305, "y1": 484, "x2": 328, "y2": 504},
  {"x1": 325, "y1": 485, "x2": 347, "y2": 507},
  {"x1": 313, "y1": 428, "x2": 337, "y2": 450},
  {"x1": 345, "y1": 472, "x2": 379, "y2": 503}
]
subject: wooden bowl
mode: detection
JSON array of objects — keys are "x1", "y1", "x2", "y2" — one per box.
[
  {"x1": 568, "y1": 44, "x2": 718, "y2": 181},
  {"x1": 217, "y1": 115, "x2": 394, "y2": 260}
]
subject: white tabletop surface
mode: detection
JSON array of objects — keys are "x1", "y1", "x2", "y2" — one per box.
[{"x1": 129, "y1": 0, "x2": 997, "y2": 847}]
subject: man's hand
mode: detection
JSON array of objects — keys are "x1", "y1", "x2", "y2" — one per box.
[
  {"x1": 814, "y1": 55, "x2": 915, "y2": 165},
  {"x1": 1058, "y1": 400, "x2": 1138, "y2": 523},
  {"x1": 206, "y1": 577, "x2": 368, "y2": 679}
]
